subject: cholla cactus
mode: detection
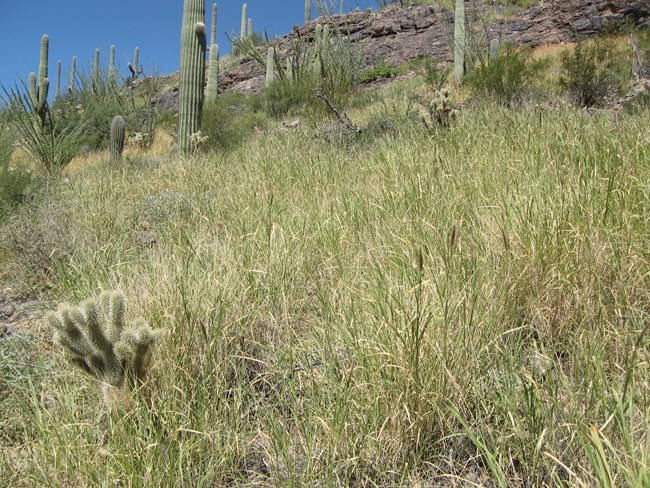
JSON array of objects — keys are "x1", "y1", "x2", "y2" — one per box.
[
  {"x1": 46, "y1": 291, "x2": 165, "y2": 406},
  {"x1": 189, "y1": 130, "x2": 209, "y2": 153},
  {"x1": 421, "y1": 88, "x2": 459, "y2": 130}
]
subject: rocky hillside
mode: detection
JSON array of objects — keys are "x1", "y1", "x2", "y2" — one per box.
[{"x1": 153, "y1": 0, "x2": 649, "y2": 109}]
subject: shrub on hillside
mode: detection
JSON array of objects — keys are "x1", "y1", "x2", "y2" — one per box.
[
  {"x1": 0, "y1": 124, "x2": 35, "y2": 220},
  {"x1": 559, "y1": 38, "x2": 621, "y2": 107},
  {"x1": 466, "y1": 45, "x2": 547, "y2": 106},
  {"x1": 201, "y1": 94, "x2": 270, "y2": 152}
]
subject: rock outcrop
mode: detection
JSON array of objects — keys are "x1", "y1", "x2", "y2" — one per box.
[{"x1": 153, "y1": 0, "x2": 649, "y2": 108}]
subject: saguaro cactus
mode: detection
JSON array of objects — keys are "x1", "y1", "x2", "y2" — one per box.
[
  {"x1": 46, "y1": 291, "x2": 165, "y2": 407},
  {"x1": 265, "y1": 47, "x2": 275, "y2": 88},
  {"x1": 240, "y1": 4, "x2": 247, "y2": 45},
  {"x1": 109, "y1": 45, "x2": 115, "y2": 83},
  {"x1": 29, "y1": 34, "x2": 49, "y2": 125},
  {"x1": 210, "y1": 3, "x2": 217, "y2": 47},
  {"x1": 110, "y1": 115, "x2": 126, "y2": 162},
  {"x1": 205, "y1": 44, "x2": 220, "y2": 104},
  {"x1": 248, "y1": 18, "x2": 253, "y2": 40},
  {"x1": 178, "y1": 0, "x2": 207, "y2": 156},
  {"x1": 305, "y1": 0, "x2": 311, "y2": 24},
  {"x1": 128, "y1": 47, "x2": 142, "y2": 81},
  {"x1": 92, "y1": 48, "x2": 100, "y2": 91},
  {"x1": 55, "y1": 60, "x2": 61, "y2": 99},
  {"x1": 68, "y1": 55, "x2": 77, "y2": 93},
  {"x1": 489, "y1": 38, "x2": 501, "y2": 62},
  {"x1": 454, "y1": 0, "x2": 465, "y2": 85}
]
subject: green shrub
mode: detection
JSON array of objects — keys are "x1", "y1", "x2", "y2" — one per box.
[
  {"x1": 466, "y1": 45, "x2": 547, "y2": 106},
  {"x1": 360, "y1": 61, "x2": 402, "y2": 84},
  {"x1": 559, "y1": 38, "x2": 622, "y2": 107},
  {"x1": 201, "y1": 94, "x2": 270, "y2": 151},
  {"x1": 264, "y1": 79, "x2": 312, "y2": 118},
  {"x1": 0, "y1": 125, "x2": 35, "y2": 220}
]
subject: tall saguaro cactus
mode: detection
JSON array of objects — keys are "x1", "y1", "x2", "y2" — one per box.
[
  {"x1": 110, "y1": 116, "x2": 126, "y2": 162},
  {"x1": 92, "y1": 48, "x2": 100, "y2": 91},
  {"x1": 128, "y1": 47, "x2": 142, "y2": 81},
  {"x1": 305, "y1": 0, "x2": 311, "y2": 24},
  {"x1": 178, "y1": 0, "x2": 207, "y2": 156},
  {"x1": 454, "y1": 0, "x2": 465, "y2": 85},
  {"x1": 29, "y1": 34, "x2": 49, "y2": 126},
  {"x1": 248, "y1": 18, "x2": 253, "y2": 40},
  {"x1": 55, "y1": 60, "x2": 61, "y2": 99},
  {"x1": 108, "y1": 45, "x2": 115, "y2": 83},
  {"x1": 68, "y1": 55, "x2": 77, "y2": 93},
  {"x1": 265, "y1": 47, "x2": 275, "y2": 88},
  {"x1": 240, "y1": 4, "x2": 247, "y2": 45},
  {"x1": 205, "y1": 3, "x2": 219, "y2": 104}
]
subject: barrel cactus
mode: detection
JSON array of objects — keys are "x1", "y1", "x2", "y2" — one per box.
[
  {"x1": 46, "y1": 291, "x2": 166, "y2": 407},
  {"x1": 110, "y1": 115, "x2": 126, "y2": 162},
  {"x1": 178, "y1": 0, "x2": 207, "y2": 156}
]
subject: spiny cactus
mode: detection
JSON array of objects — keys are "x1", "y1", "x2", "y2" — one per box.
[
  {"x1": 454, "y1": 0, "x2": 465, "y2": 85},
  {"x1": 55, "y1": 60, "x2": 61, "y2": 99},
  {"x1": 265, "y1": 47, "x2": 276, "y2": 88},
  {"x1": 29, "y1": 35, "x2": 49, "y2": 126},
  {"x1": 109, "y1": 45, "x2": 116, "y2": 83},
  {"x1": 110, "y1": 115, "x2": 126, "y2": 162},
  {"x1": 489, "y1": 38, "x2": 501, "y2": 62},
  {"x1": 240, "y1": 3, "x2": 248, "y2": 46},
  {"x1": 68, "y1": 55, "x2": 77, "y2": 93},
  {"x1": 92, "y1": 48, "x2": 100, "y2": 91},
  {"x1": 305, "y1": 0, "x2": 311, "y2": 24},
  {"x1": 340, "y1": 0, "x2": 344, "y2": 15},
  {"x1": 210, "y1": 3, "x2": 217, "y2": 47},
  {"x1": 205, "y1": 43, "x2": 220, "y2": 104},
  {"x1": 178, "y1": 0, "x2": 207, "y2": 156},
  {"x1": 46, "y1": 291, "x2": 165, "y2": 406},
  {"x1": 128, "y1": 47, "x2": 142, "y2": 81},
  {"x1": 421, "y1": 88, "x2": 459, "y2": 131},
  {"x1": 248, "y1": 18, "x2": 253, "y2": 40}
]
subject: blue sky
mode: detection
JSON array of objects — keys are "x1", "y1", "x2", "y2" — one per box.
[{"x1": 0, "y1": 0, "x2": 377, "y2": 91}]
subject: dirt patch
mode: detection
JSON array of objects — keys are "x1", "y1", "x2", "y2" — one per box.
[{"x1": 0, "y1": 288, "x2": 41, "y2": 340}]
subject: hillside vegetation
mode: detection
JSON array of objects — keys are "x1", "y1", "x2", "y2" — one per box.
[{"x1": 1, "y1": 5, "x2": 649, "y2": 487}]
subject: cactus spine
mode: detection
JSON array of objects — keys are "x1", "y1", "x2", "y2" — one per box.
[
  {"x1": 29, "y1": 35, "x2": 49, "y2": 126},
  {"x1": 46, "y1": 291, "x2": 165, "y2": 408},
  {"x1": 454, "y1": 0, "x2": 465, "y2": 85},
  {"x1": 68, "y1": 55, "x2": 77, "y2": 93},
  {"x1": 110, "y1": 116, "x2": 126, "y2": 162},
  {"x1": 305, "y1": 0, "x2": 311, "y2": 24},
  {"x1": 178, "y1": 0, "x2": 207, "y2": 156},
  {"x1": 109, "y1": 45, "x2": 115, "y2": 83},
  {"x1": 128, "y1": 47, "x2": 141, "y2": 81},
  {"x1": 265, "y1": 47, "x2": 275, "y2": 88}
]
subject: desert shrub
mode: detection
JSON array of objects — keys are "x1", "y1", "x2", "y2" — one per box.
[
  {"x1": 264, "y1": 79, "x2": 313, "y2": 118},
  {"x1": 1, "y1": 83, "x2": 85, "y2": 175},
  {"x1": 201, "y1": 94, "x2": 270, "y2": 151},
  {"x1": 466, "y1": 45, "x2": 547, "y2": 106},
  {"x1": 559, "y1": 38, "x2": 622, "y2": 107},
  {"x1": 360, "y1": 60, "x2": 403, "y2": 83}
]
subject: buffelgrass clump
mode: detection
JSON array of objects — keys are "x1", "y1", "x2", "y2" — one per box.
[{"x1": 46, "y1": 291, "x2": 166, "y2": 409}]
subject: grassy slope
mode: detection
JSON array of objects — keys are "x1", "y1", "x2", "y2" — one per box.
[{"x1": 1, "y1": 84, "x2": 649, "y2": 485}]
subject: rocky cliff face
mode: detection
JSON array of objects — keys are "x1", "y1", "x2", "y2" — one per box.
[{"x1": 152, "y1": 0, "x2": 649, "y2": 108}]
